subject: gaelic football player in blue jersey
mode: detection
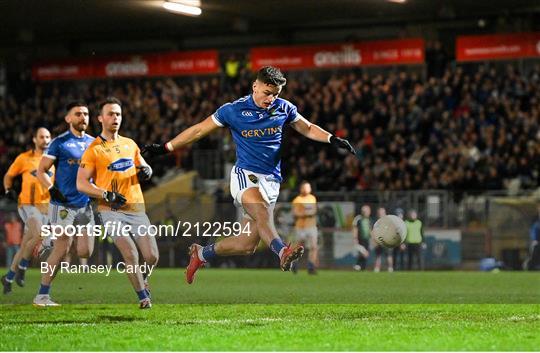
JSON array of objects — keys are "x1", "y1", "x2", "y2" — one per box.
[
  {"x1": 143, "y1": 66, "x2": 355, "y2": 284},
  {"x1": 33, "y1": 101, "x2": 96, "y2": 306}
]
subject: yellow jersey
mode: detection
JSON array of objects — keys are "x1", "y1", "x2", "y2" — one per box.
[
  {"x1": 6, "y1": 150, "x2": 53, "y2": 214},
  {"x1": 80, "y1": 135, "x2": 145, "y2": 212},
  {"x1": 292, "y1": 194, "x2": 317, "y2": 229}
]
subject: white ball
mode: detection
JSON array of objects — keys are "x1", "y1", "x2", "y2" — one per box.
[{"x1": 371, "y1": 215, "x2": 407, "y2": 248}]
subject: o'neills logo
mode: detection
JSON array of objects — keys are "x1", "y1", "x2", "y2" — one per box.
[
  {"x1": 107, "y1": 158, "x2": 134, "y2": 172},
  {"x1": 105, "y1": 57, "x2": 149, "y2": 77},
  {"x1": 241, "y1": 126, "x2": 282, "y2": 138},
  {"x1": 313, "y1": 45, "x2": 361, "y2": 67}
]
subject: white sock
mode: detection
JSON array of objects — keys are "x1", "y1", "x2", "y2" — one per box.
[
  {"x1": 278, "y1": 247, "x2": 286, "y2": 258},
  {"x1": 197, "y1": 247, "x2": 205, "y2": 262}
]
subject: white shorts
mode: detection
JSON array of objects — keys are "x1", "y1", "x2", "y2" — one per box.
[
  {"x1": 99, "y1": 211, "x2": 151, "y2": 238},
  {"x1": 18, "y1": 206, "x2": 48, "y2": 232},
  {"x1": 296, "y1": 227, "x2": 318, "y2": 248},
  {"x1": 48, "y1": 203, "x2": 95, "y2": 227},
  {"x1": 230, "y1": 166, "x2": 280, "y2": 207}
]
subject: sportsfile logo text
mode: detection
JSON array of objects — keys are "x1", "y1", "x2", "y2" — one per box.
[{"x1": 40, "y1": 220, "x2": 251, "y2": 240}]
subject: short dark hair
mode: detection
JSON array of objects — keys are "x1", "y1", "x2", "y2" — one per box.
[
  {"x1": 257, "y1": 66, "x2": 286, "y2": 86},
  {"x1": 98, "y1": 96, "x2": 122, "y2": 113},
  {"x1": 65, "y1": 100, "x2": 87, "y2": 114},
  {"x1": 34, "y1": 126, "x2": 49, "y2": 137}
]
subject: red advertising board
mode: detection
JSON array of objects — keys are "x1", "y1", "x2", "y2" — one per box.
[
  {"x1": 456, "y1": 32, "x2": 540, "y2": 62},
  {"x1": 250, "y1": 38, "x2": 425, "y2": 71},
  {"x1": 32, "y1": 50, "x2": 219, "y2": 81}
]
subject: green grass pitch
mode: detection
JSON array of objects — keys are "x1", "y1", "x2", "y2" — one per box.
[{"x1": 1, "y1": 268, "x2": 539, "y2": 351}]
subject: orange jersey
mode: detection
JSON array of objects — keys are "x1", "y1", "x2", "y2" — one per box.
[
  {"x1": 80, "y1": 135, "x2": 145, "y2": 212},
  {"x1": 292, "y1": 194, "x2": 317, "y2": 229},
  {"x1": 6, "y1": 150, "x2": 53, "y2": 213}
]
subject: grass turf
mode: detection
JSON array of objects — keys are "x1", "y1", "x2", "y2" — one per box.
[{"x1": 1, "y1": 269, "x2": 539, "y2": 350}]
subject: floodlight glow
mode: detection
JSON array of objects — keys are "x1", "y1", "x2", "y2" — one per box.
[{"x1": 163, "y1": 1, "x2": 202, "y2": 16}]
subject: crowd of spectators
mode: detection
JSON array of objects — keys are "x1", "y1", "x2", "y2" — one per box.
[
  {"x1": 0, "y1": 62, "x2": 538, "y2": 196},
  {"x1": 281, "y1": 64, "x2": 540, "y2": 194}
]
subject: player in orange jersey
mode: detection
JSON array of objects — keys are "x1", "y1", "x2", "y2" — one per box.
[
  {"x1": 77, "y1": 97, "x2": 158, "y2": 309},
  {"x1": 291, "y1": 181, "x2": 319, "y2": 274},
  {"x1": 2, "y1": 127, "x2": 52, "y2": 294}
]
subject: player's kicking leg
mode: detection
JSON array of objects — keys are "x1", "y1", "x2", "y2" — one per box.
[
  {"x1": 186, "y1": 187, "x2": 304, "y2": 284},
  {"x1": 240, "y1": 187, "x2": 304, "y2": 271},
  {"x1": 186, "y1": 217, "x2": 260, "y2": 284}
]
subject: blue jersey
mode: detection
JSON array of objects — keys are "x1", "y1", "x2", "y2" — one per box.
[
  {"x1": 44, "y1": 131, "x2": 95, "y2": 207},
  {"x1": 212, "y1": 95, "x2": 299, "y2": 181}
]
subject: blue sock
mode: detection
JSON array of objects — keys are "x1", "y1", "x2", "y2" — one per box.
[
  {"x1": 39, "y1": 284, "x2": 50, "y2": 295},
  {"x1": 136, "y1": 289, "x2": 149, "y2": 301},
  {"x1": 270, "y1": 238, "x2": 286, "y2": 257},
  {"x1": 6, "y1": 270, "x2": 16, "y2": 281},
  {"x1": 201, "y1": 243, "x2": 216, "y2": 261},
  {"x1": 19, "y1": 258, "x2": 30, "y2": 270},
  {"x1": 308, "y1": 261, "x2": 315, "y2": 270}
]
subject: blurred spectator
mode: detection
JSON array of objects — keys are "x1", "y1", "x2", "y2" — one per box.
[
  {"x1": 426, "y1": 41, "x2": 448, "y2": 79},
  {"x1": 405, "y1": 209, "x2": 425, "y2": 270},
  {"x1": 3, "y1": 213, "x2": 22, "y2": 267},
  {"x1": 392, "y1": 208, "x2": 407, "y2": 270},
  {"x1": 373, "y1": 207, "x2": 393, "y2": 272},
  {"x1": 352, "y1": 204, "x2": 372, "y2": 271},
  {"x1": 224, "y1": 54, "x2": 241, "y2": 87}
]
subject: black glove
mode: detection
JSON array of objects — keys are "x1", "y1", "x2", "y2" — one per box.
[
  {"x1": 137, "y1": 165, "x2": 153, "y2": 181},
  {"x1": 103, "y1": 191, "x2": 127, "y2": 210},
  {"x1": 4, "y1": 189, "x2": 18, "y2": 201},
  {"x1": 141, "y1": 144, "x2": 170, "y2": 158},
  {"x1": 330, "y1": 135, "x2": 356, "y2": 155},
  {"x1": 49, "y1": 186, "x2": 68, "y2": 203}
]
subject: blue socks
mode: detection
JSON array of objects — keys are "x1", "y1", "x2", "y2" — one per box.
[
  {"x1": 270, "y1": 238, "x2": 286, "y2": 257},
  {"x1": 136, "y1": 289, "x2": 149, "y2": 301},
  {"x1": 6, "y1": 270, "x2": 16, "y2": 281},
  {"x1": 19, "y1": 258, "x2": 29, "y2": 270},
  {"x1": 39, "y1": 284, "x2": 50, "y2": 295},
  {"x1": 201, "y1": 244, "x2": 216, "y2": 262}
]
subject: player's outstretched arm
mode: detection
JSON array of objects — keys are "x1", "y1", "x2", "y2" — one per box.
[
  {"x1": 291, "y1": 115, "x2": 356, "y2": 155},
  {"x1": 37, "y1": 156, "x2": 67, "y2": 203},
  {"x1": 142, "y1": 116, "x2": 220, "y2": 158}
]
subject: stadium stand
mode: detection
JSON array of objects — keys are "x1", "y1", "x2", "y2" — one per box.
[{"x1": 1, "y1": 62, "x2": 538, "y2": 195}]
